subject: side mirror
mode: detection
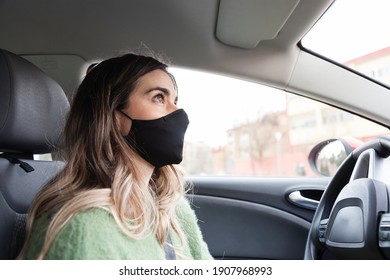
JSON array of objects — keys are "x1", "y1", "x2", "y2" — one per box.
[{"x1": 308, "y1": 137, "x2": 364, "y2": 176}]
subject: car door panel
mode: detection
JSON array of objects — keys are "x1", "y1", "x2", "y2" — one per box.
[{"x1": 187, "y1": 176, "x2": 330, "y2": 259}]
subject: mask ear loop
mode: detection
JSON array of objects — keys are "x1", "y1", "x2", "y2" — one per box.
[
  {"x1": 118, "y1": 110, "x2": 149, "y2": 159},
  {"x1": 118, "y1": 110, "x2": 134, "y2": 121}
]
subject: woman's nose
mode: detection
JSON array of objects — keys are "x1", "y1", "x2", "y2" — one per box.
[{"x1": 168, "y1": 101, "x2": 179, "y2": 113}]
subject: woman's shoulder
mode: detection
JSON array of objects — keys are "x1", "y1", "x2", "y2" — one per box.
[
  {"x1": 57, "y1": 207, "x2": 116, "y2": 241},
  {"x1": 43, "y1": 207, "x2": 119, "y2": 259},
  {"x1": 68, "y1": 207, "x2": 113, "y2": 225}
]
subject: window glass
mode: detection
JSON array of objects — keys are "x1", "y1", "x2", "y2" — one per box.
[
  {"x1": 171, "y1": 68, "x2": 388, "y2": 177},
  {"x1": 302, "y1": 0, "x2": 390, "y2": 87}
]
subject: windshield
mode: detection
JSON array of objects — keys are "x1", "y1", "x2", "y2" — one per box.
[{"x1": 302, "y1": 0, "x2": 390, "y2": 87}]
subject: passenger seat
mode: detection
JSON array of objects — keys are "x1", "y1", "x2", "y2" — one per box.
[{"x1": 0, "y1": 49, "x2": 70, "y2": 259}]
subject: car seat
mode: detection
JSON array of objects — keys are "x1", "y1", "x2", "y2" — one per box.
[{"x1": 0, "y1": 49, "x2": 70, "y2": 259}]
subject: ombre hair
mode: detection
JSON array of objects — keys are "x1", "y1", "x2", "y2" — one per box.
[{"x1": 18, "y1": 53, "x2": 187, "y2": 259}]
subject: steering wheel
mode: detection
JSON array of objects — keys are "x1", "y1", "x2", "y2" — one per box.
[{"x1": 304, "y1": 135, "x2": 390, "y2": 259}]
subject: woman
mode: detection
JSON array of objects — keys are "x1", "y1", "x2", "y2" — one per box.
[{"x1": 18, "y1": 53, "x2": 213, "y2": 260}]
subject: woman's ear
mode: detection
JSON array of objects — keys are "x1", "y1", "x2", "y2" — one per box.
[{"x1": 115, "y1": 111, "x2": 132, "y2": 136}]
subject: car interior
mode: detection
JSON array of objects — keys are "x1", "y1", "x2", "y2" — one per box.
[{"x1": 1, "y1": 0, "x2": 390, "y2": 260}]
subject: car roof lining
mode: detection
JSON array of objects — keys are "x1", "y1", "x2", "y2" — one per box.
[{"x1": 0, "y1": 0, "x2": 332, "y2": 84}]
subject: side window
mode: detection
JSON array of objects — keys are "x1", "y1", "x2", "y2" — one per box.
[{"x1": 172, "y1": 68, "x2": 388, "y2": 177}]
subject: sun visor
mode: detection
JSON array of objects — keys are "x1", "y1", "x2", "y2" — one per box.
[{"x1": 216, "y1": 0, "x2": 300, "y2": 49}]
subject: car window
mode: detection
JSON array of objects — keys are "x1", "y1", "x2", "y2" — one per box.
[
  {"x1": 172, "y1": 68, "x2": 388, "y2": 177},
  {"x1": 302, "y1": 0, "x2": 390, "y2": 87}
]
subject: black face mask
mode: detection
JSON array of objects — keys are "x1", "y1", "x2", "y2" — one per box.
[{"x1": 120, "y1": 109, "x2": 189, "y2": 168}]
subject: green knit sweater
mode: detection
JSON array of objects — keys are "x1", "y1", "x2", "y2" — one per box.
[{"x1": 25, "y1": 197, "x2": 213, "y2": 260}]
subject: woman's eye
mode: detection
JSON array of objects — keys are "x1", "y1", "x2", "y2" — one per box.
[{"x1": 153, "y1": 94, "x2": 164, "y2": 103}]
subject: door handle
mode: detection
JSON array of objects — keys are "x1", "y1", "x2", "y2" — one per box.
[{"x1": 288, "y1": 190, "x2": 319, "y2": 210}]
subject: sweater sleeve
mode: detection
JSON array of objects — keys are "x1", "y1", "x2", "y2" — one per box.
[{"x1": 176, "y1": 197, "x2": 214, "y2": 260}]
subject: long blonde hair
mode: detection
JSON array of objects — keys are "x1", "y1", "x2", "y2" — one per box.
[{"x1": 18, "y1": 53, "x2": 188, "y2": 259}]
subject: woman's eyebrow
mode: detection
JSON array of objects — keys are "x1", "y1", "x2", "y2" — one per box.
[
  {"x1": 145, "y1": 87, "x2": 169, "y2": 95},
  {"x1": 145, "y1": 87, "x2": 178, "y2": 101}
]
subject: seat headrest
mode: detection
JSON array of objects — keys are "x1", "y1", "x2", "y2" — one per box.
[{"x1": 0, "y1": 49, "x2": 70, "y2": 154}]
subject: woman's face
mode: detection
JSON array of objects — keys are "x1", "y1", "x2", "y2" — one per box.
[{"x1": 117, "y1": 69, "x2": 178, "y2": 135}]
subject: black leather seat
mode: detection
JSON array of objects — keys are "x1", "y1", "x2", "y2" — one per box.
[{"x1": 0, "y1": 49, "x2": 70, "y2": 259}]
